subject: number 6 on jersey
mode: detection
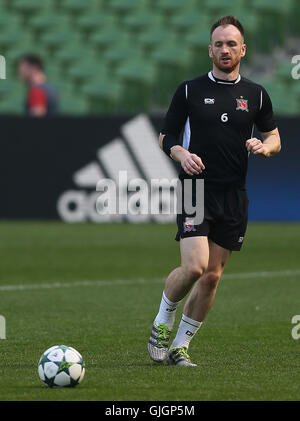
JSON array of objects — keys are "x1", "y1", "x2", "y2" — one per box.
[{"x1": 221, "y1": 113, "x2": 228, "y2": 122}]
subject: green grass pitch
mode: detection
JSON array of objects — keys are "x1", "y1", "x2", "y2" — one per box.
[{"x1": 0, "y1": 221, "x2": 299, "y2": 401}]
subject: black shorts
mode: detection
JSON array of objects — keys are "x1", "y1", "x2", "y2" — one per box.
[{"x1": 175, "y1": 184, "x2": 249, "y2": 251}]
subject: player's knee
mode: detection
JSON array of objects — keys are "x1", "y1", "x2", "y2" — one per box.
[
  {"x1": 200, "y1": 271, "x2": 221, "y2": 289},
  {"x1": 184, "y1": 265, "x2": 206, "y2": 284}
]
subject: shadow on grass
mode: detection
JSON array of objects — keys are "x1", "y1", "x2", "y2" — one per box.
[{"x1": 94, "y1": 362, "x2": 172, "y2": 368}]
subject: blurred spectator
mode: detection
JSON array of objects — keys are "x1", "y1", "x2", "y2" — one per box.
[{"x1": 18, "y1": 54, "x2": 59, "y2": 116}]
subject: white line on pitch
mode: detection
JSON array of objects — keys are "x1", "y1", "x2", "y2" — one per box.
[
  {"x1": 222, "y1": 269, "x2": 300, "y2": 279},
  {"x1": 0, "y1": 269, "x2": 299, "y2": 292}
]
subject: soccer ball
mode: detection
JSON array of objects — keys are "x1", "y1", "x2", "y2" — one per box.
[{"x1": 38, "y1": 345, "x2": 85, "y2": 388}]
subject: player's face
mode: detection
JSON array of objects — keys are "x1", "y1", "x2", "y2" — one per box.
[{"x1": 209, "y1": 25, "x2": 246, "y2": 73}]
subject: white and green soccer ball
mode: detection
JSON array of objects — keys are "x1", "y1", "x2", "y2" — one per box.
[{"x1": 38, "y1": 345, "x2": 85, "y2": 388}]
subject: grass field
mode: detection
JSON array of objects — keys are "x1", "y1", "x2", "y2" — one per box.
[{"x1": 0, "y1": 221, "x2": 299, "y2": 401}]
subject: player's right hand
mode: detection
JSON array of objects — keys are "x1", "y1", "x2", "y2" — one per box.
[{"x1": 181, "y1": 152, "x2": 205, "y2": 176}]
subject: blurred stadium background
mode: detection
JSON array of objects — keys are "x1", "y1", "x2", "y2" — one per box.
[
  {"x1": 0, "y1": 0, "x2": 299, "y2": 115},
  {"x1": 0, "y1": 0, "x2": 299, "y2": 222}
]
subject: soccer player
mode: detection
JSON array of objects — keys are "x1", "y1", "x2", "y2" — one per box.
[
  {"x1": 18, "y1": 54, "x2": 59, "y2": 116},
  {"x1": 148, "y1": 16, "x2": 281, "y2": 366}
]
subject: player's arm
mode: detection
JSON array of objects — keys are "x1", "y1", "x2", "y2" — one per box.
[
  {"x1": 246, "y1": 127, "x2": 281, "y2": 158},
  {"x1": 159, "y1": 83, "x2": 205, "y2": 176},
  {"x1": 159, "y1": 135, "x2": 205, "y2": 175},
  {"x1": 246, "y1": 86, "x2": 281, "y2": 158}
]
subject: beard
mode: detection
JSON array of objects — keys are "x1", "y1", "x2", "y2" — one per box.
[{"x1": 212, "y1": 55, "x2": 241, "y2": 74}]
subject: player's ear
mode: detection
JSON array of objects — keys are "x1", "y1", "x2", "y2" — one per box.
[
  {"x1": 241, "y1": 43, "x2": 246, "y2": 58},
  {"x1": 208, "y1": 44, "x2": 213, "y2": 58}
]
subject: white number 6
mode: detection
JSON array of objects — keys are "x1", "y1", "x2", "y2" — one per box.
[{"x1": 221, "y1": 113, "x2": 228, "y2": 122}]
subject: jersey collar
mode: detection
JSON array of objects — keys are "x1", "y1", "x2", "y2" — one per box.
[{"x1": 208, "y1": 71, "x2": 241, "y2": 85}]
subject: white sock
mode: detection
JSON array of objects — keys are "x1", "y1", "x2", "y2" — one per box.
[
  {"x1": 170, "y1": 314, "x2": 202, "y2": 350},
  {"x1": 154, "y1": 291, "x2": 181, "y2": 330}
]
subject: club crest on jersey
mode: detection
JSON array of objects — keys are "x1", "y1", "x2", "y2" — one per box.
[
  {"x1": 236, "y1": 98, "x2": 249, "y2": 112},
  {"x1": 204, "y1": 98, "x2": 215, "y2": 104},
  {"x1": 183, "y1": 218, "x2": 196, "y2": 232}
]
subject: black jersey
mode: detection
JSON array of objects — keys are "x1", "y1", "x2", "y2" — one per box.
[{"x1": 162, "y1": 71, "x2": 277, "y2": 188}]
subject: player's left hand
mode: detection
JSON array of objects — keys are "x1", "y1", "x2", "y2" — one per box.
[{"x1": 245, "y1": 138, "x2": 270, "y2": 157}]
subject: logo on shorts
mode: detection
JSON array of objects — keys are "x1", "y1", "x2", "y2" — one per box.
[
  {"x1": 183, "y1": 218, "x2": 196, "y2": 232},
  {"x1": 204, "y1": 98, "x2": 215, "y2": 104},
  {"x1": 236, "y1": 97, "x2": 249, "y2": 112},
  {"x1": 238, "y1": 236, "x2": 244, "y2": 243}
]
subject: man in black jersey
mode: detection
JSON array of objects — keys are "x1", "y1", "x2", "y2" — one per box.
[{"x1": 148, "y1": 16, "x2": 281, "y2": 366}]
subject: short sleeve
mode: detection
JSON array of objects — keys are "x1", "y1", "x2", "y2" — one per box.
[
  {"x1": 254, "y1": 86, "x2": 277, "y2": 133},
  {"x1": 161, "y1": 82, "x2": 188, "y2": 137}
]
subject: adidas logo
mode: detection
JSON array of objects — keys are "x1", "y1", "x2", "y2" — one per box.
[{"x1": 56, "y1": 114, "x2": 177, "y2": 223}]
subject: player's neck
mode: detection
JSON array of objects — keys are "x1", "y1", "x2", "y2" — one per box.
[{"x1": 211, "y1": 66, "x2": 240, "y2": 82}]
